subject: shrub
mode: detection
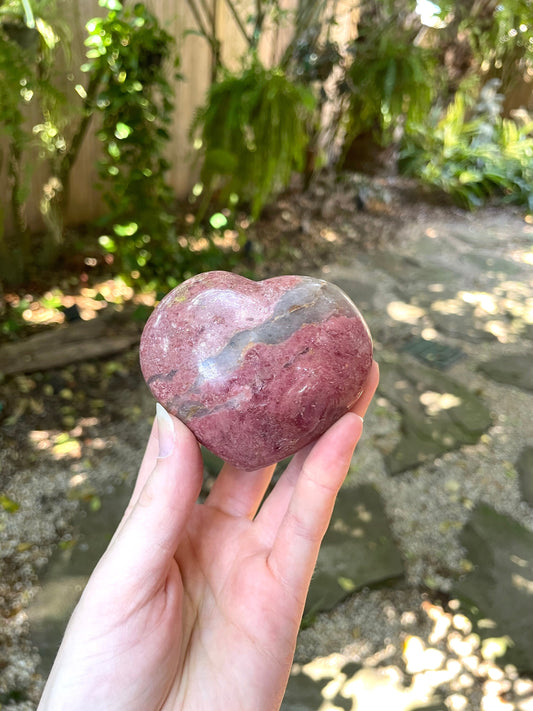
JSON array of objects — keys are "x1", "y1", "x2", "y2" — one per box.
[
  {"x1": 343, "y1": 0, "x2": 437, "y2": 147},
  {"x1": 0, "y1": 0, "x2": 71, "y2": 283},
  {"x1": 84, "y1": 1, "x2": 182, "y2": 288},
  {"x1": 400, "y1": 82, "x2": 533, "y2": 210},
  {"x1": 191, "y1": 61, "x2": 316, "y2": 221}
]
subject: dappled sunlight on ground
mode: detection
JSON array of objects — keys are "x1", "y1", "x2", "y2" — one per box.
[
  {"x1": 288, "y1": 599, "x2": 533, "y2": 711},
  {"x1": 387, "y1": 301, "x2": 426, "y2": 324},
  {"x1": 431, "y1": 298, "x2": 467, "y2": 317},
  {"x1": 5, "y1": 278, "x2": 156, "y2": 330},
  {"x1": 28, "y1": 421, "x2": 108, "y2": 462},
  {"x1": 419, "y1": 390, "x2": 462, "y2": 415},
  {"x1": 383, "y1": 282, "x2": 532, "y2": 345}
]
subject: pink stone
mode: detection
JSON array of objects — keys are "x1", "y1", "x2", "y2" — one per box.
[{"x1": 140, "y1": 271, "x2": 373, "y2": 470}]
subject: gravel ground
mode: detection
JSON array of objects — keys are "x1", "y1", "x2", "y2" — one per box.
[
  {"x1": 0, "y1": 401, "x2": 153, "y2": 708},
  {"x1": 289, "y1": 368, "x2": 533, "y2": 710},
  {"x1": 1, "y1": 184, "x2": 532, "y2": 709},
  {"x1": 287, "y1": 204, "x2": 533, "y2": 710}
]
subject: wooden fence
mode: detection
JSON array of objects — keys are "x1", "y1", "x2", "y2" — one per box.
[
  {"x1": 1, "y1": 0, "x2": 215, "y2": 236},
  {"x1": 2, "y1": 1, "x2": 533, "y2": 240},
  {"x1": 0, "y1": 0, "x2": 265, "y2": 236},
  {"x1": 0, "y1": 0, "x2": 362, "y2": 238}
]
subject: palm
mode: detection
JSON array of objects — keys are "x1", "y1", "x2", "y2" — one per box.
[
  {"x1": 39, "y1": 362, "x2": 378, "y2": 711},
  {"x1": 167, "y1": 504, "x2": 299, "y2": 710}
]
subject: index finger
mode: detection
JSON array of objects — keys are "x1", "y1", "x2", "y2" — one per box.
[{"x1": 266, "y1": 411, "x2": 364, "y2": 600}]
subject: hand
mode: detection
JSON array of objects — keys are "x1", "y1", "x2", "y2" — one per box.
[{"x1": 38, "y1": 361, "x2": 379, "y2": 711}]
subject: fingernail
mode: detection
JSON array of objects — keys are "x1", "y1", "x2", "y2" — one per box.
[
  {"x1": 353, "y1": 414, "x2": 364, "y2": 427},
  {"x1": 156, "y1": 403, "x2": 175, "y2": 458}
]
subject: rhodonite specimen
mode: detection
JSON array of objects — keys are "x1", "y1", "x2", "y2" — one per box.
[{"x1": 140, "y1": 271, "x2": 373, "y2": 470}]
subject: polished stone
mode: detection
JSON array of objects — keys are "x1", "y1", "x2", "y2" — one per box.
[{"x1": 140, "y1": 271, "x2": 373, "y2": 469}]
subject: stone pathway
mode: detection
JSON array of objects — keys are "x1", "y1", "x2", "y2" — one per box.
[
  {"x1": 20, "y1": 207, "x2": 533, "y2": 709},
  {"x1": 280, "y1": 209, "x2": 533, "y2": 709}
]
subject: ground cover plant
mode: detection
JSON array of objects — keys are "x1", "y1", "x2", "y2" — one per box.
[{"x1": 400, "y1": 79, "x2": 533, "y2": 210}]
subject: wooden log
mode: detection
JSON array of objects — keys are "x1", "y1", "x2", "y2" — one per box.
[{"x1": 0, "y1": 316, "x2": 140, "y2": 375}]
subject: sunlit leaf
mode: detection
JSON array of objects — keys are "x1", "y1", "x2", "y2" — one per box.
[
  {"x1": 99, "y1": 0, "x2": 123, "y2": 10},
  {"x1": 209, "y1": 212, "x2": 228, "y2": 229},
  {"x1": 98, "y1": 235, "x2": 117, "y2": 252},
  {"x1": 35, "y1": 18, "x2": 59, "y2": 49},
  {"x1": 90, "y1": 495, "x2": 102, "y2": 512},
  {"x1": 86, "y1": 18, "x2": 99, "y2": 33},
  {"x1": 21, "y1": 0, "x2": 35, "y2": 28},
  {"x1": 114, "y1": 122, "x2": 133, "y2": 139},
  {"x1": 107, "y1": 142, "x2": 120, "y2": 159},
  {"x1": 113, "y1": 222, "x2": 138, "y2": 237},
  {"x1": 0, "y1": 495, "x2": 20, "y2": 514},
  {"x1": 459, "y1": 170, "x2": 483, "y2": 184}
]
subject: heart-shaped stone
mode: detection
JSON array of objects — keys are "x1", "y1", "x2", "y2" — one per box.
[{"x1": 140, "y1": 271, "x2": 373, "y2": 470}]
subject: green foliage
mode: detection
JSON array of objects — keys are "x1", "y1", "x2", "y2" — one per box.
[
  {"x1": 400, "y1": 82, "x2": 533, "y2": 210},
  {"x1": 435, "y1": 0, "x2": 533, "y2": 94},
  {"x1": 0, "y1": 494, "x2": 20, "y2": 513},
  {"x1": 0, "y1": 295, "x2": 30, "y2": 338},
  {"x1": 82, "y1": 1, "x2": 182, "y2": 288},
  {"x1": 187, "y1": 0, "x2": 338, "y2": 183},
  {"x1": 290, "y1": 35, "x2": 342, "y2": 85},
  {"x1": 0, "y1": 0, "x2": 246, "y2": 293},
  {"x1": 343, "y1": 0, "x2": 437, "y2": 145},
  {"x1": 191, "y1": 61, "x2": 316, "y2": 220},
  {"x1": 0, "y1": 0, "x2": 71, "y2": 282},
  {"x1": 0, "y1": 7, "x2": 33, "y2": 227}
]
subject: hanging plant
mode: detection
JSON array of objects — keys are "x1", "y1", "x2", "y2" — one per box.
[{"x1": 191, "y1": 60, "x2": 316, "y2": 221}]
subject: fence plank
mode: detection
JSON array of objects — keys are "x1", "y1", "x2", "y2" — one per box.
[
  {"x1": 1, "y1": 0, "x2": 360, "y2": 239},
  {"x1": 0, "y1": 0, "x2": 214, "y2": 238}
]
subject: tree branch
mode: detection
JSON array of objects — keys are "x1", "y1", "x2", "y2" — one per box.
[
  {"x1": 186, "y1": 0, "x2": 223, "y2": 72},
  {"x1": 59, "y1": 66, "x2": 106, "y2": 186},
  {"x1": 224, "y1": 0, "x2": 253, "y2": 49}
]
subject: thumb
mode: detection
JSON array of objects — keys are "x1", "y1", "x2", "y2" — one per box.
[{"x1": 100, "y1": 405, "x2": 204, "y2": 588}]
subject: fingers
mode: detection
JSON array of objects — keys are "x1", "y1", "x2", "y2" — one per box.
[
  {"x1": 256, "y1": 359, "x2": 379, "y2": 538},
  {"x1": 266, "y1": 412, "x2": 364, "y2": 598},
  {"x1": 206, "y1": 462, "x2": 276, "y2": 519},
  {"x1": 101, "y1": 406, "x2": 204, "y2": 590},
  {"x1": 112, "y1": 405, "x2": 181, "y2": 541}
]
